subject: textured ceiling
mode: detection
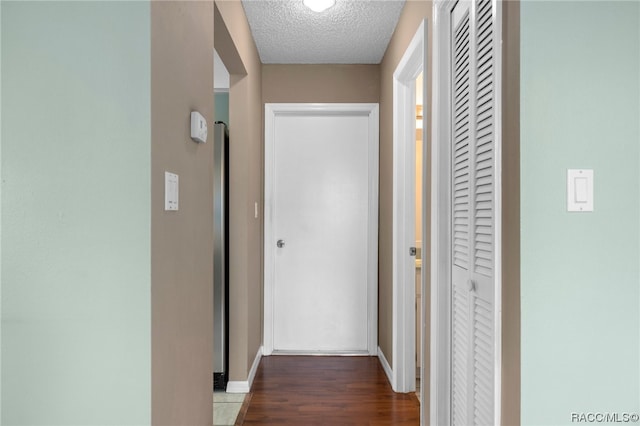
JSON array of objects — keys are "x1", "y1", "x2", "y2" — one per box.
[{"x1": 241, "y1": 0, "x2": 406, "y2": 64}]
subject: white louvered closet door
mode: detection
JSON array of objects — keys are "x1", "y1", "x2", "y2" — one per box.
[{"x1": 450, "y1": 0, "x2": 496, "y2": 425}]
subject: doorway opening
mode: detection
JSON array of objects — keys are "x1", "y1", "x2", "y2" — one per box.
[
  {"x1": 391, "y1": 21, "x2": 427, "y2": 420},
  {"x1": 213, "y1": 1, "x2": 249, "y2": 395},
  {"x1": 212, "y1": 48, "x2": 231, "y2": 394},
  {"x1": 414, "y1": 71, "x2": 424, "y2": 403}
]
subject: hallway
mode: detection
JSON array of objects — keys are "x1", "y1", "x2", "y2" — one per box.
[
  {"x1": 241, "y1": 356, "x2": 420, "y2": 425},
  {"x1": 3, "y1": 1, "x2": 639, "y2": 424}
]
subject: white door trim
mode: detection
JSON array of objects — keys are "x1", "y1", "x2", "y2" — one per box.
[
  {"x1": 392, "y1": 20, "x2": 427, "y2": 395},
  {"x1": 431, "y1": 3, "x2": 453, "y2": 423},
  {"x1": 431, "y1": 1, "x2": 503, "y2": 424},
  {"x1": 263, "y1": 103, "x2": 379, "y2": 357},
  {"x1": 492, "y1": 2, "x2": 504, "y2": 422}
]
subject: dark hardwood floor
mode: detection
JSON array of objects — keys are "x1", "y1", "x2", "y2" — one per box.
[{"x1": 239, "y1": 356, "x2": 420, "y2": 425}]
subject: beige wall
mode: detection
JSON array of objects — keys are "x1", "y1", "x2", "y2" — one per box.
[
  {"x1": 378, "y1": 0, "x2": 432, "y2": 373},
  {"x1": 262, "y1": 63, "x2": 380, "y2": 346},
  {"x1": 262, "y1": 64, "x2": 380, "y2": 103},
  {"x1": 502, "y1": 1, "x2": 521, "y2": 424},
  {"x1": 214, "y1": 1, "x2": 264, "y2": 382},
  {"x1": 261, "y1": 63, "x2": 380, "y2": 363},
  {"x1": 150, "y1": 1, "x2": 215, "y2": 424}
]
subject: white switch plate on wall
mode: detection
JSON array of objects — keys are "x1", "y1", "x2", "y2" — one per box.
[
  {"x1": 165, "y1": 172, "x2": 179, "y2": 211},
  {"x1": 567, "y1": 169, "x2": 593, "y2": 212}
]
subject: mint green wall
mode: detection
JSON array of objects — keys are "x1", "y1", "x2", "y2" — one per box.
[
  {"x1": 1, "y1": 2, "x2": 151, "y2": 425},
  {"x1": 521, "y1": 1, "x2": 640, "y2": 424},
  {"x1": 215, "y1": 92, "x2": 230, "y2": 126},
  {"x1": 0, "y1": 2, "x2": 3, "y2": 421}
]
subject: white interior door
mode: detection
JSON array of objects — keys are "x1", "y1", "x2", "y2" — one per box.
[
  {"x1": 264, "y1": 104, "x2": 379, "y2": 355},
  {"x1": 450, "y1": 0, "x2": 496, "y2": 424}
]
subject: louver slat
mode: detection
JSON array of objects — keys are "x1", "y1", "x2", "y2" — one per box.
[
  {"x1": 474, "y1": 0, "x2": 494, "y2": 278},
  {"x1": 453, "y1": 12, "x2": 471, "y2": 270},
  {"x1": 453, "y1": 286, "x2": 469, "y2": 426},
  {"x1": 473, "y1": 296, "x2": 494, "y2": 425},
  {"x1": 471, "y1": 2, "x2": 496, "y2": 425},
  {"x1": 451, "y1": 2, "x2": 497, "y2": 425}
]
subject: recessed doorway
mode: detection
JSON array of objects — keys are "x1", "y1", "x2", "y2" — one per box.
[
  {"x1": 391, "y1": 21, "x2": 427, "y2": 413},
  {"x1": 414, "y1": 71, "x2": 425, "y2": 404}
]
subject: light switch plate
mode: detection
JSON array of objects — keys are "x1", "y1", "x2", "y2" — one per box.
[
  {"x1": 165, "y1": 172, "x2": 179, "y2": 211},
  {"x1": 567, "y1": 169, "x2": 593, "y2": 212}
]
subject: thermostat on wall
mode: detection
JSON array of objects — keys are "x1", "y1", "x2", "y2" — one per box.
[{"x1": 190, "y1": 111, "x2": 208, "y2": 143}]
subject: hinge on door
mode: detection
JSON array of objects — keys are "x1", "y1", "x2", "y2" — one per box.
[{"x1": 409, "y1": 247, "x2": 417, "y2": 256}]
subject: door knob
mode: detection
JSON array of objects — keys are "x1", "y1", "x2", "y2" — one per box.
[
  {"x1": 277, "y1": 239, "x2": 285, "y2": 248},
  {"x1": 467, "y1": 279, "x2": 476, "y2": 292}
]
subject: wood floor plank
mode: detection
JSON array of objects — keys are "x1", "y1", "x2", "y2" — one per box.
[{"x1": 241, "y1": 356, "x2": 420, "y2": 425}]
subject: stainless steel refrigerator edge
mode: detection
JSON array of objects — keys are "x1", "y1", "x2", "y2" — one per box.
[{"x1": 213, "y1": 122, "x2": 229, "y2": 390}]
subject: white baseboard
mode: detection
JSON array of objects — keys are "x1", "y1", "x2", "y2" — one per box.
[
  {"x1": 225, "y1": 381, "x2": 250, "y2": 393},
  {"x1": 377, "y1": 346, "x2": 393, "y2": 387},
  {"x1": 247, "y1": 345, "x2": 263, "y2": 388},
  {"x1": 226, "y1": 346, "x2": 263, "y2": 393}
]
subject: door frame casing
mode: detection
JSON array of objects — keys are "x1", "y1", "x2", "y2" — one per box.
[
  {"x1": 391, "y1": 20, "x2": 427, "y2": 395},
  {"x1": 430, "y1": 3, "x2": 453, "y2": 422},
  {"x1": 431, "y1": 1, "x2": 503, "y2": 424},
  {"x1": 263, "y1": 103, "x2": 379, "y2": 356}
]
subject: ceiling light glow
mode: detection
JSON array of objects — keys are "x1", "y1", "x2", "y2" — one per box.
[{"x1": 303, "y1": 0, "x2": 336, "y2": 13}]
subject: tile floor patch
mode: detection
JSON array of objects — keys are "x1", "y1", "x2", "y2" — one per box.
[
  {"x1": 213, "y1": 392, "x2": 247, "y2": 426},
  {"x1": 214, "y1": 392, "x2": 246, "y2": 403}
]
